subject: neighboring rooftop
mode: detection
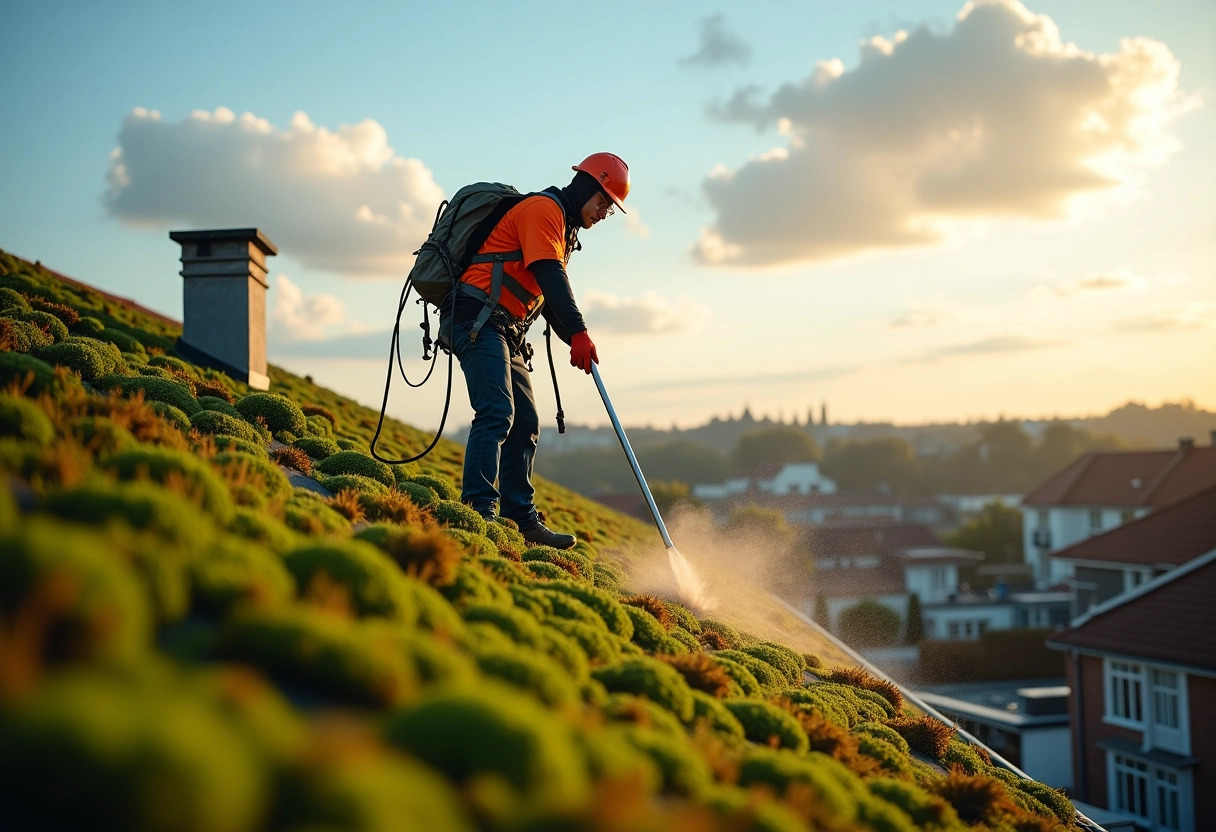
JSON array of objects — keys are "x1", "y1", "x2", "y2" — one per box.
[
  {"x1": 803, "y1": 522, "x2": 942, "y2": 560},
  {"x1": 1048, "y1": 549, "x2": 1216, "y2": 672},
  {"x1": 1050, "y1": 483, "x2": 1216, "y2": 567},
  {"x1": 1022, "y1": 440, "x2": 1216, "y2": 507}
]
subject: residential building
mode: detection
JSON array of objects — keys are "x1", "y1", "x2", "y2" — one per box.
[
  {"x1": 1021, "y1": 438, "x2": 1216, "y2": 588},
  {"x1": 1050, "y1": 484, "x2": 1216, "y2": 616},
  {"x1": 799, "y1": 522, "x2": 1067, "y2": 638},
  {"x1": 692, "y1": 461, "x2": 837, "y2": 500},
  {"x1": 1047, "y1": 550, "x2": 1216, "y2": 832},
  {"x1": 914, "y1": 680, "x2": 1073, "y2": 789}
]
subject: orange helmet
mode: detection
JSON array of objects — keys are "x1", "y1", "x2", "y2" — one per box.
[{"x1": 572, "y1": 152, "x2": 630, "y2": 213}]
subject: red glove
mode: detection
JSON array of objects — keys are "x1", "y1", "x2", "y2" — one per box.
[{"x1": 570, "y1": 331, "x2": 598, "y2": 374}]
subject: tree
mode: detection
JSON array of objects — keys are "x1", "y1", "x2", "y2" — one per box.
[
  {"x1": 837, "y1": 599, "x2": 901, "y2": 648},
  {"x1": 904, "y1": 593, "x2": 924, "y2": 645},
  {"x1": 731, "y1": 426, "x2": 821, "y2": 474},
  {"x1": 945, "y1": 501, "x2": 1023, "y2": 589},
  {"x1": 723, "y1": 503, "x2": 791, "y2": 541},
  {"x1": 821, "y1": 437, "x2": 918, "y2": 494},
  {"x1": 643, "y1": 440, "x2": 730, "y2": 486},
  {"x1": 650, "y1": 480, "x2": 700, "y2": 515}
]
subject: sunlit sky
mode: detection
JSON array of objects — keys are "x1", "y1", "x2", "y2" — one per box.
[{"x1": 3, "y1": 0, "x2": 1213, "y2": 434}]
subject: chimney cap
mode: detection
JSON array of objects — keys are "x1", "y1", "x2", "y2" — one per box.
[
  {"x1": 169, "y1": 228, "x2": 278, "y2": 256},
  {"x1": 1179, "y1": 436, "x2": 1195, "y2": 450}
]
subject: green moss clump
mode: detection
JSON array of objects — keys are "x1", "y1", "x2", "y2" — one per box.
[
  {"x1": 284, "y1": 540, "x2": 418, "y2": 623},
  {"x1": 33, "y1": 341, "x2": 108, "y2": 381},
  {"x1": 623, "y1": 605, "x2": 688, "y2": 655},
  {"x1": 612, "y1": 725, "x2": 713, "y2": 797},
  {"x1": 715, "y1": 649, "x2": 784, "y2": 692},
  {"x1": 0, "y1": 671, "x2": 267, "y2": 832},
  {"x1": 591, "y1": 656, "x2": 695, "y2": 723},
  {"x1": 698, "y1": 618, "x2": 743, "y2": 648},
  {"x1": 545, "y1": 618, "x2": 622, "y2": 667},
  {"x1": 65, "y1": 416, "x2": 137, "y2": 455},
  {"x1": 724, "y1": 699, "x2": 809, "y2": 752},
  {"x1": 66, "y1": 335, "x2": 124, "y2": 374},
  {"x1": 283, "y1": 490, "x2": 349, "y2": 535},
  {"x1": 544, "y1": 580, "x2": 633, "y2": 640},
  {"x1": 668, "y1": 627, "x2": 702, "y2": 653},
  {"x1": 211, "y1": 435, "x2": 267, "y2": 457},
  {"x1": 737, "y1": 748, "x2": 863, "y2": 820},
  {"x1": 97, "y1": 375, "x2": 200, "y2": 416},
  {"x1": 73, "y1": 315, "x2": 105, "y2": 336},
  {"x1": 196, "y1": 396, "x2": 242, "y2": 419},
  {"x1": 868, "y1": 778, "x2": 961, "y2": 828},
  {"x1": 409, "y1": 473, "x2": 459, "y2": 501},
  {"x1": 0, "y1": 351, "x2": 62, "y2": 394},
  {"x1": 384, "y1": 683, "x2": 590, "y2": 811},
  {"x1": 41, "y1": 480, "x2": 215, "y2": 548},
  {"x1": 210, "y1": 451, "x2": 293, "y2": 503},
  {"x1": 235, "y1": 392, "x2": 306, "y2": 435},
  {"x1": 508, "y1": 584, "x2": 553, "y2": 618},
  {"x1": 190, "y1": 410, "x2": 260, "y2": 443},
  {"x1": 0, "y1": 286, "x2": 31, "y2": 313},
  {"x1": 0, "y1": 394, "x2": 54, "y2": 445},
  {"x1": 438, "y1": 562, "x2": 512, "y2": 609},
  {"x1": 524, "y1": 561, "x2": 568, "y2": 581},
  {"x1": 1012, "y1": 777, "x2": 1076, "y2": 823},
  {"x1": 313, "y1": 449, "x2": 394, "y2": 488},
  {"x1": 315, "y1": 473, "x2": 388, "y2": 496},
  {"x1": 303, "y1": 413, "x2": 333, "y2": 437},
  {"x1": 739, "y1": 642, "x2": 807, "y2": 685},
  {"x1": 18, "y1": 309, "x2": 70, "y2": 342},
  {"x1": 396, "y1": 480, "x2": 437, "y2": 508},
  {"x1": 0, "y1": 316, "x2": 52, "y2": 352},
  {"x1": 391, "y1": 628, "x2": 476, "y2": 686},
  {"x1": 102, "y1": 327, "x2": 145, "y2": 354},
  {"x1": 221, "y1": 607, "x2": 416, "y2": 707},
  {"x1": 428, "y1": 499, "x2": 487, "y2": 535},
  {"x1": 461, "y1": 602, "x2": 544, "y2": 648},
  {"x1": 103, "y1": 446, "x2": 235, "y2": 524},
  {"x1": 473, "y1": 644, "x2": 582, "y2": 709},
  {"x1": 149, "y1": 401, "x2": 191, "y2": 434},
  {"x1": 227, "y1": 506, "x2": 299, "y2": 553},
  {"x1": 291, "y1": 435, "x2": 340, "y2": 460},
  {"x1": 189, "y1": 535, "x2": 295, "y2": 614},
  {"x1": 854, "y1": 721, "x2": 910, "y2": 755},
  {"x1": 690, "y1": 690, "x2": 746, "y2": 740},
  {"x1": 0, "y1": 520, "x2": 151, "y2": 666},
  {"x1": 940, "y1": 737, "x2": 988, "y2": 775},
  {"x1": 709, "y1": 654, "x2": 763, "y2": 698}
]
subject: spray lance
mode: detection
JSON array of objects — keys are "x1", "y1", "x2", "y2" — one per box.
[{"x1": 590, "y1": 365, "x2": 712, "y2": 612}]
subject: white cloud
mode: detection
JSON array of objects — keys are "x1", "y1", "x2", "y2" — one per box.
[
  {"x1": 105, "y1": 107, "x2": 445, "y2": 277},
  {"x1": 886, "y1": 294, "x2": 964, "y2": 328},
  {"x1": 694, "y1": 0, "x2": 1197, "y2": 267},
  {"x1": 906, "y1": 332, "x2": 1069, "y2": 363},
  {"x1": 271, "y1": 274, "x2": 355, "y2": 340},
  {"x1": 681, "y1": 14, "x2": 752, "y2": 68},
  {"x1": 622, "y1": 204, "x2": 651, "y2": 238},
  {"x1": 581, "y1": 290, "x2": 710, "y2": 335},
  {"x1": 1050, "y1": 269, "x2": 1151, "y2": 297},
  {"x1": 1113, "y1": 301, "x2": 1215, "y2": 332}
]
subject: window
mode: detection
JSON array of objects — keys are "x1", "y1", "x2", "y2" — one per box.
[
  {"x1": 1108, "y1": 660, "x2": 1144, "y2": 725},
  {"x1": 1112, "y1": 753, "x2": 1149, "y2": 820},
  {"x1": 1156, "y1": 768, "x2": 1181, "y2": 831},
  {"x1": 948, "y1": 621, "x2": 960, "y2": 639},
  {"x1": 1151, "y1": 670, "x2": 1180, "y2": 729},
  {"x1": 1089, "y1": 510, "x2": 1103, "y2": 533},
  {"x1": 931, "y1": 567, "x2": 947, "y2": 590},
  {"x1": 1110, "y1": 753, "x2": 1185, "y2": 831}
]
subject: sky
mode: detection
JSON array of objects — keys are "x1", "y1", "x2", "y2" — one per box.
[{"x1": 2, "y1": 0, "x2": 1214, "y2": 436}]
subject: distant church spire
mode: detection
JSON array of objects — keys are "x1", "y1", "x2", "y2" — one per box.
[{"x1": 820, "y1": 401, "x2": 828, "y2": 426}]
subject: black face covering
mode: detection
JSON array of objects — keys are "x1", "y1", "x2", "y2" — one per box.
[{"x1": 557, "y1": 171, "x2": 606, "y2": 225}]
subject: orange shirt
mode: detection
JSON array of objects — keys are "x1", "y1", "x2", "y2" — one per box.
[{"x1": 460, "y1": 194, "x2": 568, "y2": 319}]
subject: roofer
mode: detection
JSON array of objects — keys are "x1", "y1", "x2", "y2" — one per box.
[{"x1": 445, "y1": 152, "x2": 630, "y2": 550}]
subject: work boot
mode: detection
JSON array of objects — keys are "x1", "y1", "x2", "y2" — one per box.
[{"x1": 519, "y1": 513, "x2": 577, "y2": 550}]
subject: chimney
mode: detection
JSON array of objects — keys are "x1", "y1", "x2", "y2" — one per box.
[
  {"x1": 169, "y1": 228, "x2": 277, "y2": 390},
  {"x1": 1179, "y1": 436, "x2": 1194, "y2": 452},
  {"x1": 1211, "y1": 429, "x2": 1216, "y2": 447}
]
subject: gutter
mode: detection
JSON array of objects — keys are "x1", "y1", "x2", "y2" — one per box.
[{"x1": 769, "y1": 594, "x2": 1108, "y2": 832}]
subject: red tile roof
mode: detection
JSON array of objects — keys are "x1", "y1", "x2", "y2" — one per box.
[
  {"x1": 802, "y1": 523, "x2": 941, "y2": 561},
  {"x1": 1047, "y1": 551, "x2": 1216, "y2": 672},
  {"x1": 1022, "y1": 444, "x2": 1216, "y2": 508},
  {"x1": 808, "y1": 563, "x2": 908, "y2": 598},
  {"x1": 1051, "y1": 484, "x2": 1216, "y2": 567}
]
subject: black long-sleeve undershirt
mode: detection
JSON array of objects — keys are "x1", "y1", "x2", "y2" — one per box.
[{"x1": 531, "y1": 258, "x2": 586, "y2": 345}]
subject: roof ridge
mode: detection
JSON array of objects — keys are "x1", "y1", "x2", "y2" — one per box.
[
  {"x1": 1059, "y1": 546, "x2": 1216, "y2": 631},
  {"x1": 1022, "y1": 452, "x2": 1095, "y2": 505}
]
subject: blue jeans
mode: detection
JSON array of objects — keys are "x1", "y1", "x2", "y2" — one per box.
[{"x1": 450, "y1": 318, "x2": 539, "y2": 528}]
